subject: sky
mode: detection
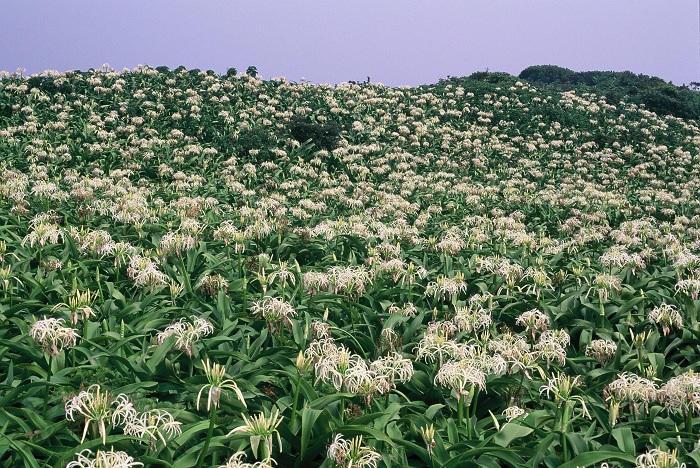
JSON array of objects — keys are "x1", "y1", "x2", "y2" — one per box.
[{"x1": 1, "y1": 1, "x2": 698, "y2": 87}]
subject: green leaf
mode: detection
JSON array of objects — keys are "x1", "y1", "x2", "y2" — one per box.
[
  {"x1": 494, "y1": 422, "x2": 533, "y2": 447},
  {"x1": 612, "y1": 426, "x2": 636, "y2": 455},
  {"x1": 300, "y1": 407, "x2": 322, "y2": 458},
  {"x1": 426, "y1": 404, "x2": 445, "y2": 419},
  {"x1": 146, "y1": 335, "x2": 175, "y2": 372},
  {"x1": 558, "y1": 450, "x2": 636, "y2": 468}
]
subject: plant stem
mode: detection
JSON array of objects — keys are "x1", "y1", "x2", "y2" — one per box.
[
  {"x1": 562, "y1": 432, "x2": 568, "y2": 463},
  {"x1": 561, "y1": 403, "x2": 571, "y2": 462},
  {"x1": 457, "y1": 394, "x2": 463, "y2": 432},
  {"x1": 339, "y1": 383, "x2": 346, "y2": 424},
  {"x1": 290, "y1": 374, "x2": 303, "y2": 429},
  {"x1": 469, "y1": 388, "x2": 480, "y2": 438},
  {"x1": 95, "y1": 266, "x2": 104, "y2": 303},
  {"x1": 195, "y1": 405, "x2": 217, "y2": 468},
  {"x1": 260, "y1": 439, "x2": 270, "y2": 461},
  {"x1": 242, "y1": 277, "x2": 247, "y2": 315},
  {"x1": 42, "y1": 354, "x2": 53, "y2": 414},
  {"x1": 178, "y1": 255, "x2": 193, "y2": 295},
  {"x1": 637, "y1": 347, "x2": 644, "y2": 374}
]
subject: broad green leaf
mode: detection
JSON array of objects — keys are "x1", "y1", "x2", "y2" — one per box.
[{"x1": 494, "y1": 422, "x2": 533, "y2": 447}]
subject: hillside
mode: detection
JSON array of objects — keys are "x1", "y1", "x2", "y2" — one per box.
[
  {"x1": 0, "y1": 66, "x2": 699, "y2": 467},
  {"x1": 519, "y1": 64, "x2": 700, "y2": 120}
]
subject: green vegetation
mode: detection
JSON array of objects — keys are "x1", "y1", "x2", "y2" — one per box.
[
  {"x1": 0, "y1": 64, "x2": 699, "y2": 467},
  {"x1": 519, "y1": 64, "x2": 700, "y2": 120}
]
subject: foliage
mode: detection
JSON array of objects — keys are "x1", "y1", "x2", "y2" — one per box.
[
  {"x1": 0, "y1": 63, "x2": 699, "y2": 467},
  {"x1": 520, "y1": 64, "x2": 700, "y2": 120}
]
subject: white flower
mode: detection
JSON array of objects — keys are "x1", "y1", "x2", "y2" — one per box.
[
  {"x1": 648, "y1": 304, "x2": 683, "y2": 335},
  {"x1": 327, "y1": 434, "x2": 381, "y2": 468},
  {"x1": 503, "y1": 405, "x2": 526, "y2": 421},
  {"x1": 67, "y1": 449, "x2": 143, "y2": 468},
  {"x1": 635, "y1": 448, "x2": 685, "y2": 468},
  {"x1": 659, "y1": 371, "x2": 700, "y2": 416},
  {"x1": 515, "y1": 309, "x2": 549, "y2": 339},
  {"x1": 65, "y1": 385, "x2": 125, "y2": 444},
  {"x1": 227, "y1": 409, "x2": 283, "y2": 460},
  {"x1": 197, "y1": 359, "x2": 247, "y2": 411},
  {"x1": 434, "y1": 360, "x2": 486, "y2": 396},
  {"x1": 585, "y1": 339, "x2": 617, "y2": 365},
  {"x1": 156, "y1": 316, "x2": 213, "y2": 357},
  {"x1": 29, "y1": 317, "x2": 78, "y2": 356}
]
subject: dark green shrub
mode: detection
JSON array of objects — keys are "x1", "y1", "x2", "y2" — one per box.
[{"x1": 288, "y1": 115, "x2": 341, "y2": 152}]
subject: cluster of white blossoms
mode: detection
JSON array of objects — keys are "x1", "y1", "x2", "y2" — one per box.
[
  {"x1": 74, "y1": 228, "x2": 115, "y2": 257},
  {"x1": 415, "y1": 321, "x2": 460, "y2": 366},
  {"x1": 305, "y1": 338, "x2": 413, "y2": 406},
  {"x1": 156, "y1": 315, "x2": 214, "y2": 357},
  {"x1": 303, "y1": 265, "x2": 374, "y2": 298},
  {"x1": 110, "y1": 193, "x2": 151, "y2": 228},
  {"x1": 65, "y1": 384, "x2": 180, "y2": 446},
  {"x1": 585, "y1": 339, "x2": 617, "y2": 365},
  {"x1": 534, "y1": 330, "x2": 568, "y2": 368},
  {"x1": 647, "y1": 303, "x2": 683, "y2": 336},
  {"x1": 675, "y1": 278, "x2": 700, "y2": 300},
  {"x1": 515, "y1": 309, "x2": 550, "y2": 340},
  {"x1": 327, "y1": 434, "x2": 381, "y2": 468},
  {"x1": 503, "y1": 405, "x2": 527, "y2": 421},
  {"x1": 126, "y1": 254, "x2": 168, "y2": 290},
  {"x1": 213, "y1": 220, "x2": 249, "y2": 253},
  {"x1": 387, "y1": 302, "x2": 417, "y2": 317},
  {"x1": 425, "y1": 272, "x2": 468, "y2": 302},
  {"x1": 599, "y1": 244, "x2": 647, "y2": 272},
  {"x1": 219, "y1": 451, "x2": 275, "y2": 468},
  {"x1": 22, "y1": 212, "x2": 65, "y2": 248},
  {"x1": 658, "y1": 371, "x2": 700, "y2": 416},
  {"x1": 29, "y1": 317, "x2": 79, "y2": 356},
  {"x1": 112, "y1": 395, "x2": 182, "y2": 447},
  {"x1": 250, "y1": 296, "x2": 297, "y2": 331},
  {"x1": 434, "y1": 359, "x2": 486, "y2": 397},
  {"x1": 476, "y1": 255, "x2": 524, "y2": 291},
  {"x1": 328, "y1": 265, "x2": 374, "y2": 298},
  {"x1": 453, "y1": 298, "x2": 493, "y2": 334},
  {"x1": 159, "y1": 230, "x2": 197, "y2": 257},
  {"x1": 590, "y1": 273, "x2": 622, "y2": 301},
  {"x1": 302, "y1": 271, "x2": 331, "y2": 295},
  {"x1": 604, "y1": 373, "x2": 658, "y2": 425},
  {"x1": 67, "y1": 449, "x2": 143, "y2": 468},
  {"x1": 635, "y1": 448, "x2": 685, "y2": 468}
]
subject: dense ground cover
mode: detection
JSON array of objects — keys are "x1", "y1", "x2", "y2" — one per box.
[{"x1": 0, "y1": 65, "x2": 699, "y2": 467}]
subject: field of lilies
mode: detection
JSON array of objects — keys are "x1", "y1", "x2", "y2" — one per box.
[{"x1": 0, "y1": 65, "x2": 699, "y2": 467}]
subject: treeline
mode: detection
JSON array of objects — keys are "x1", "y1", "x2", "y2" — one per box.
[{"x1": 518, "y1": 65, "x2": 700, "y2": 120}]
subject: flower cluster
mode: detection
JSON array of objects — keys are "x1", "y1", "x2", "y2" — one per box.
[
  {"x1": 250, "y1": 296, "x2": 297, "y2": 332},
  {"x1": 327, "y1": 434, "x2": 381, "y2": 468},
  {"x1": 648, "y1": 303, "x2": 682, "y2": 335},
  {"x1": 156, "y1": 316, "x2": 214, "y2": 357},
  {"x1": 67, "y1": 449, "x2": 143, "y2": 468},
  {"x1": 65, "y1": 384, "x2": 179, "y2": 446}
]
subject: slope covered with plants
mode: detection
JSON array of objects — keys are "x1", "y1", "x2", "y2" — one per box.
[
  {"x1": 0, "y1": 65, "x2": 699, "y2": 467},
  {"x1": 518, "y1": 64, "x2": 700, "y2": 120}
]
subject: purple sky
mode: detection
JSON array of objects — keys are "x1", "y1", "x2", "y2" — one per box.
[{"x1": 1, "y1": 1, "x2": 697, "y2": 86}]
